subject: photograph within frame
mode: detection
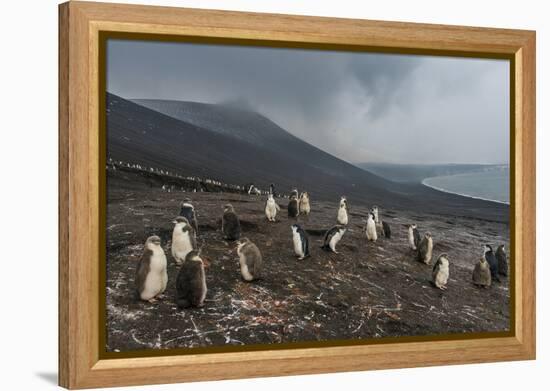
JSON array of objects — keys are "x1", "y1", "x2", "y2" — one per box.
[{"x1": 100, "y1": 33, "x2": 514, "y2": 357}]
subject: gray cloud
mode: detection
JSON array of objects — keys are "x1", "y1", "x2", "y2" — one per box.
[{"x1": 107, "y1": 39, "x2": 509, "y2": 164}]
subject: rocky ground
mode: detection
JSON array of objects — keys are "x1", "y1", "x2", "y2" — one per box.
[{"x1": 106, "y1": 176, "x2": 510, "y2": 353}]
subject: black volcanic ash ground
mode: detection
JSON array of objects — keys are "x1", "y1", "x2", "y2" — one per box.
[{"x1": 106, "y1": 177, "x2": 510, "y2": 352}]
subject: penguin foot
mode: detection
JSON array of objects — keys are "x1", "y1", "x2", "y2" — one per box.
[
  {"x1": 147, "y1": 298, "x2": 157, "y2": 304},
  {"x1": 177, "y1": 299, "x2": 191, "y2": 309}
]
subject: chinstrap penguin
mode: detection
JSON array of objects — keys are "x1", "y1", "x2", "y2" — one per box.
[
  {"x1": 171, "y1": 216, "x2": 197, "y2": 265},
  {"x1": 291, "y1": 224, "x2": 310, "y2": 260},
  {"x1": 288, "y1": 195, "x2": 299, "y2": 218},
  {"x1": 472, "y1": 256, "x2": 492, "y2": 288},
  {"x1": 496, "y1": 244, "x2": 508, "y2": 277},
  {"x1": 135, "y1": 236, "x2": 168, "y2": 303},
  {"x1": 381, "y1": 221, "x2": 391, "y2": 239},
  {"x1": 179, "y1": 199, "x2": 199, "y2": 236},
  {"x1": 408, "y1": 224, "x2": 420, "y2": 250},
  {"x1": 432, "y1": 253, "x2": 450, "y2": 290},
  {"x1": 265, "y1": 193, "x2": 280, "y2": 222},
  {"x1": 371, "y1": 206, "x2": 380, "y2": 224},
  {"x1": 483, "y1": 244, "x2": 500, "y2": 282},
  {"x1": 337, "y1": 196, "x2": 349, "y2": 225},
  {"x1": 322, "y1": 225, "x2": 347, "y2": 253},
  {"x1": 299, "y1": 192, "x2": 311, "y2": 215},
  {"x1": 236, "y1": 238, "x2": 263, "y2": 281},
  {"x1": 416, "y1": 232, "x2": 433, "y2": 264},
  {"x1": 222, "y1": 203, "x2": 241, "y2": 241},
  {"x1": 365, "y1": 212, "x2": 378, "y2": 242},
  {"x1": 175, "y1": 250, "x2": 207, "y2": 308}
]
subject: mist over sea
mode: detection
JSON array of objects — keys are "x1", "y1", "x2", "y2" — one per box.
[{"x1": 422, "y1": 166, "x2": 510, "y2": 204}]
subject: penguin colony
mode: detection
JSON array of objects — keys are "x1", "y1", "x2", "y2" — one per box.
[{"x1": 134, "y1": 185, "x2": 508, "y2": 309}]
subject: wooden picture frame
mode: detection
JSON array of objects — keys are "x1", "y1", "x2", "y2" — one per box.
[{"x1": 58, "y1": 1, "x2": 536, "y2": 389}]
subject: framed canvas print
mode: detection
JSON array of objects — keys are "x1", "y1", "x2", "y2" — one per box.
[{"x1": 58, "y1": 1, "x2": 536, "y2": 389}]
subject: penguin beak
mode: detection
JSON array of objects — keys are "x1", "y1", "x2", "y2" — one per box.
[{"x1": 202, "y1": 258, "x2": 211, "y2": 268}]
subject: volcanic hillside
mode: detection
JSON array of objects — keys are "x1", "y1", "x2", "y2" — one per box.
[{"x1": 107, "y1": 93, "x2": 509, "y2": 221}]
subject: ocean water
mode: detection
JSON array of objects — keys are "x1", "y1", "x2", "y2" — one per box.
[{"x1": 422, "y1": 166, "x2": 510, "y2": 204}]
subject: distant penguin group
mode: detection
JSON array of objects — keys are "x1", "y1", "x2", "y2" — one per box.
[
  {"x1": 405, "y1": 222, "x2": 446, "y2": 288},
  {"x1": 405, "y1": 221, "x2": 508, "y2": 291},
  {"x1": 134, "y1": 198, "x2": 254, "y2": 309},
  {"x1": 370, "y1": 206, "x2": 391, "y2": 239},
  {"x1": 473, "y1": 245, "x2": 507, "y2": 287},
  {"x1": 472, "y1": 244, "x2": 507, "y2": 286}
]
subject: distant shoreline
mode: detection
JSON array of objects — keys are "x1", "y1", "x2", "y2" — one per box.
[{"x1": 422, "y1": 175, "x2": 510, "y2": 206}]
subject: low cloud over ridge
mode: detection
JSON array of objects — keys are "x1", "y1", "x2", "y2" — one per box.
[{"x1": 107, "y1": 40, "x2": 509, "y2": 165}]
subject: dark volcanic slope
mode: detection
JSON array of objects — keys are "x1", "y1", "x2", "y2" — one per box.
[
  {"x1": 108, "y1": 93, "x2": 509, "y2": 221},
  {"x1": 109, "y1": 93, "x2": 393, "y2": 197},
  {"x1": 124, "y1": 96, "x2": 392, "y2": 189},
  {"x1": 132, "y1": 98, "x2": 303, "y2": 149}
]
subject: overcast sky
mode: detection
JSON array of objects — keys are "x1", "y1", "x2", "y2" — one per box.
[{"x1": 107, "y1": 39, "x2": 509, "y2": 165}]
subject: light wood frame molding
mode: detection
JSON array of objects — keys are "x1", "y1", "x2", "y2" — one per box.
[{"x1": 58, "y1": 1, "x2": 536, "y2": 389}]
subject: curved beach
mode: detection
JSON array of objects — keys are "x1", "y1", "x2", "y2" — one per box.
[{"x1": 422, "y1": 168, "x2": 510, "y2": 205}]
